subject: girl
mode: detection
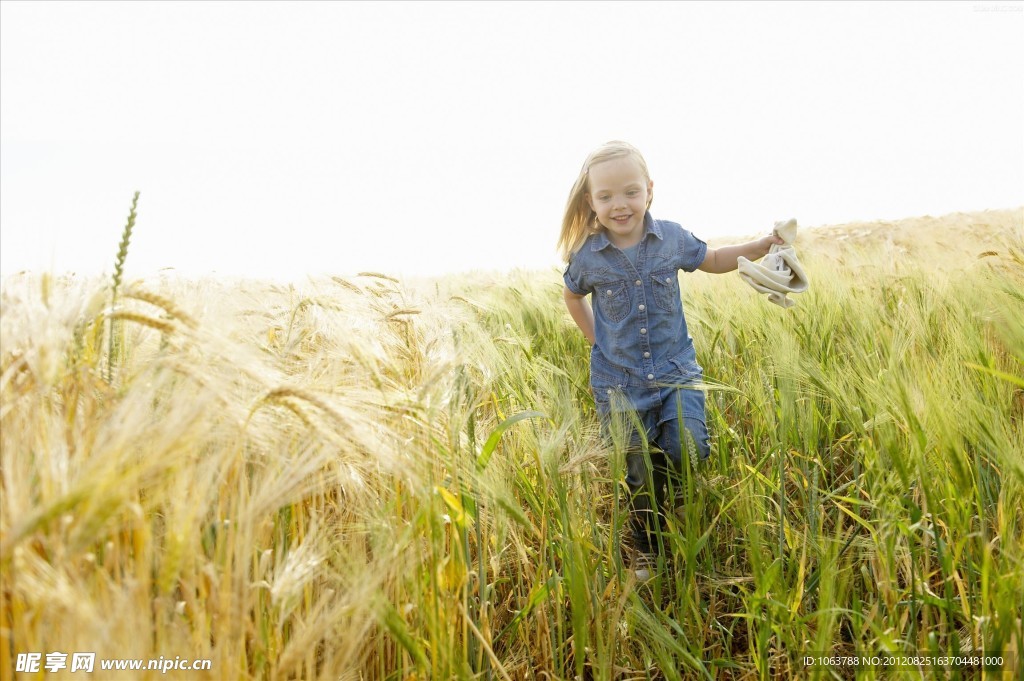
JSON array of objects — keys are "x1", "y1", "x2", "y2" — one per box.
[{"x1": 559, "y1": 141, "x2": 783, "y2": 580}]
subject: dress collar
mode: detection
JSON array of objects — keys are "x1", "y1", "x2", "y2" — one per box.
[{"x1": 591, "y1": 212, "x2": 663, "y2": 251}]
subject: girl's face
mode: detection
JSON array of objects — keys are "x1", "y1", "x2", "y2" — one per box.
[{"x1": 586, "y1": 157, "x2": 653, "y2": 248}]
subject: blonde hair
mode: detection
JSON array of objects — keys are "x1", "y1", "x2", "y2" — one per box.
[{"x1": 557, "y1": 140, "x2": 654, "y2": 262}]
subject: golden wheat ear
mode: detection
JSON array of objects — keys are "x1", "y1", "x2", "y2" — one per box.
[{"x1": 107, "y1": 191, "x2": 140, "y2": 384}]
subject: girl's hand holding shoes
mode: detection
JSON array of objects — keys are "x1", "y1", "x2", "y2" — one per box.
[{"x1": 760, "y1": 232, "x2": 786, "y2": 253}]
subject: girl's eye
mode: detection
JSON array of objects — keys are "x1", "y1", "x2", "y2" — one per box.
[{"x1": 627, "y1": 190, "x2": 639, "y2": 197}]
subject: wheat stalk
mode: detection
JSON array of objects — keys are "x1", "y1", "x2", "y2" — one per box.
[
  {"x1": 106, "y1": 191, "x2": 140, "y2": 383},
  {"x1": 124, "y1": 286, "x2": 198, "y2": 329}
]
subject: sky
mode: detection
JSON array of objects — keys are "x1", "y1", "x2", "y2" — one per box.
[{"x1": 1, "y1": 1, "x2": 1022, "y2": 282}]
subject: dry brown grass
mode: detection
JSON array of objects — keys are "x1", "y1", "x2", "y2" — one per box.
[{"x1": 710, "y1": 206, "x2": 1023, "y2": 271}]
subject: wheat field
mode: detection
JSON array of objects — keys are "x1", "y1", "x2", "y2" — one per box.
[{"x1": 1, "y1": 208, "x2": 1022, "y2": 679}]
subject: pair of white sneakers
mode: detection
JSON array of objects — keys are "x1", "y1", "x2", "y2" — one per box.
[{"x1": 737, "y1": 218, "x2": 810, "y2": 308}]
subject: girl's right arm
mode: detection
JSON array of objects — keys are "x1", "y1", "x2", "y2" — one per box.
[{"x1": 563, "y1": 287, "x2": 596, "y2": 345}]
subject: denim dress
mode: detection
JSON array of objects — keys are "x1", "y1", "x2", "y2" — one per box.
[{"x1": 564, "y1": 213, "x2": 711, "y2": 552}]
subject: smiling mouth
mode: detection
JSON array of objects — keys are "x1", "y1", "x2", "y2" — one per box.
[{"x1": 611, "y1": 215, "x2": 632, "y2": 223}]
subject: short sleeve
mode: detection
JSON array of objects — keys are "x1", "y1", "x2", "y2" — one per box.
[
  {"x1": 563, "y1": 255, "x2": 589, "y2": 295},
  {"x1": 678, "y1": 228, "x2": 708, "y2": 272}
]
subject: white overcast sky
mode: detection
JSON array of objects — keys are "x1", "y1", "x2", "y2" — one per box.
[{"x1": 1, "y1": 1, "x2": 1021, "y2": 281}]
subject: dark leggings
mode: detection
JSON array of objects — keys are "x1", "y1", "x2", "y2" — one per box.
[{"x1": 623, "y1": 416, "x2": 709, "y2": 554}]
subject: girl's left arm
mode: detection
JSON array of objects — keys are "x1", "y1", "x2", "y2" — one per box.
[{"x1": 697, "y1": 234, "x2": 784, "y2": 274}]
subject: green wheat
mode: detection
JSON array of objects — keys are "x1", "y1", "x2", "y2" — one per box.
[
  {"x1": 106, "y1": 190, "x2": 140, "y2": 384},
  {"x1": 1, "y1": 207, "x2": 1021, "y2": 679}
]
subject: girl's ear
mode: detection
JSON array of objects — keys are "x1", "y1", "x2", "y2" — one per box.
[
  {"x1": 646, "y1": 180, "x2": 654, "y2": 208},
  {"x1": 585, "y1": 192, "x2": 594, "y2": 212}
]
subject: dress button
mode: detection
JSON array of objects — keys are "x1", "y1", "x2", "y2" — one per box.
[
  {"x1": 644, "y1": 352, "x2": 650, "y2": 358},
  {"x1": 647, "y1": 373, "x2": 654, "y2": 380},
  {"x1": 639, "y1": 328, "x2": 647, "y2": 334},
  {"x1": 606, "y1": 290, "x2": 612, "y2": 295},
  {"x1": 665, "y1": 276, "x2": 672, "y2": 283},
  {"x1": 606, "y1": 389, "x2": 612, "y2": 395},
  {"x1": 638, "y1": 304, "x2": 645, "y2": 311},
  {"x1": 635, "y1": 280, "x2": 642, "y2": 286}
]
